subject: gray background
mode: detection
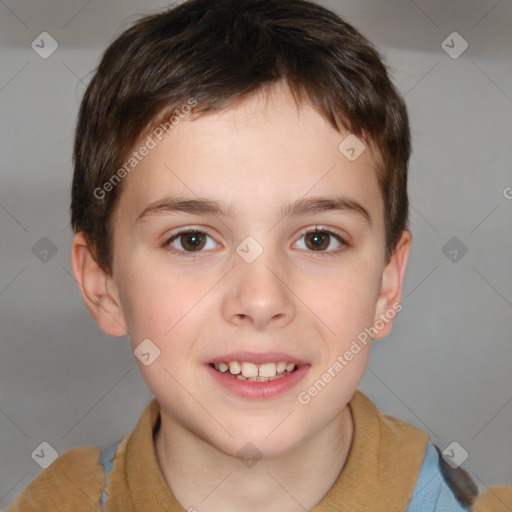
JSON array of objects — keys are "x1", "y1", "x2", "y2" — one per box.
[{"x1": 1, "y1": 0, "x2": 511, "y2": 508}]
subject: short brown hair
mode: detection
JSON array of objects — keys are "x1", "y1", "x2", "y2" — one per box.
[{"x1": 70, "y1": 0, "x2": 410, "y2": 274}]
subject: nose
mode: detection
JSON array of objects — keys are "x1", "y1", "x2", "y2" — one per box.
[{"x1": 221, "y1": 254, "x2": 296, "y2": 331}]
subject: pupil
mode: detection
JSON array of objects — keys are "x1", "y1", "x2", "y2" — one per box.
[
  {"x1": 188, "y1": 234, "x2": 200, "y2": 246},
  {"x1": 183, "y1": 232, "x2": 205, "y2": 250},
  {"x1": 311, "y1": 234, "x2": 322, "y2": 245},
  {"x1": 308, "y1": 231, "x2": 328, "y2": 250}
]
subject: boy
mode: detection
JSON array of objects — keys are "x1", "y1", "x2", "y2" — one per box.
[{"x1": 8, "y1": 0, "x2": 511, "y2": 510}]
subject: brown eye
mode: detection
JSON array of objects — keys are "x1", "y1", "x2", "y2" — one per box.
[
  {"x1": 304, "y1": 231, "x2": 331, "y2": 251},
  {"x1": 166, "y1": 230, "x2": 217, "y2": 253},
  {"x1": 294, "y1": 227, "x2": 348, "y2": 255},
  {"x1": 179, "y1": 232, "x2": 206, "y2": 251}
]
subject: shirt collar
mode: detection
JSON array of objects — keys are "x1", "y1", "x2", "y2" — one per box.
[{"x1": 125, "y1": 389, "x2": 428, "y2": 511}]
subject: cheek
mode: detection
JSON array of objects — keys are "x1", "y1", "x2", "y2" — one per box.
[
  {"x1": 305, "y1": 262, "x2": 379, "y2": 339},
  {"x1": 121, "y1": 263, "x2": 213, "y2": 356},
  {"x1": 114, "y1": 260, "x2": 176, "y2": 342}
]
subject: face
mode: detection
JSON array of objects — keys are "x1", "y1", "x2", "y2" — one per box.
[{"x1": 80, "y1": 84, "x2": 409, "y2": 459}]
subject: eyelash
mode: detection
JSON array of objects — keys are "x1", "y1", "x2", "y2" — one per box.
[
  {"x1": 161, "y1": 226, "x2": 352, "y2": 260},
  {"x1": 162, "y1": 226, "x2": 350, "y2": 260}
]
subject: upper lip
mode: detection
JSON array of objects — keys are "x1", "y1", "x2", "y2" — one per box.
[{"x1": 207, "y1": 352, "x2": 310, "y2": 365}]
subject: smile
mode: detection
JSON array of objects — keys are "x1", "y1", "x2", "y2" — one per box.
[
  {"x1": 209, "y1": 361, "x2": 299, "y2": 382},
  {"x1": 205, "y1": 361, "x2": 310, "y2": 399}
]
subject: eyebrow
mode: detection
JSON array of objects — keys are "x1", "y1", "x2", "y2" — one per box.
[{"x1": 135, "y1": 194, "x2": 372, "y2": 226}]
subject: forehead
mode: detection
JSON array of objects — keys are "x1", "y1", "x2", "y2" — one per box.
[{"x1": 111, "y1": 85, "x2": 384, "y2": 231}]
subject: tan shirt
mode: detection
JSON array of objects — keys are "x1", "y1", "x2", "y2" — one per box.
[{"x1": 8, "y1": 389, "x2": 431, "y2": 511}]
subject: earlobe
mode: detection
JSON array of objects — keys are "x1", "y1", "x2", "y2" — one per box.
[
  {"x1": 372, "y1": 230, "x2": 412, "y2": 340},
  {"x1": 71, "y1": 232, "x2": 128, "y2": 337}
]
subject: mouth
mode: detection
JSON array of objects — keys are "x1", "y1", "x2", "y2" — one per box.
[
  {"x1": 205, "y1": 354, "x2": 311, "y2": 399},
  {"x1": 208, "y1": 360, "x2": 302, "y2": 382}
]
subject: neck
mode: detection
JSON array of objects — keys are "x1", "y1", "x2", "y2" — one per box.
[{"x1": 154, "y1": 405, "x2": 354, "y2": 512}]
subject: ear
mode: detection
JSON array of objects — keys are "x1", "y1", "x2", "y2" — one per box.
[
  {"x1": 71, "y1": 231, "x2": 128, "y2": 337},
  {"x1": 372, "y1": 230, "x2": 412, "y2": 340}
]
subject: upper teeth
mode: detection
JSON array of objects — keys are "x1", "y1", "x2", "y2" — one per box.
[{"x1": 215, "y1": 361, "x2": 297, "y2": 378}]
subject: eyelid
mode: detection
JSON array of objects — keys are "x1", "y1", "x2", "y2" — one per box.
[
  {"x1": 163, "y1": 226, "x2": 220, "y2": 256},
  {"x1": 296, "y1": 225, "x2": 350, "y2": 244},
  {"x1": 294, "y1": 225, "x2": 350, "y2": 254},
  {"x1": 163, "y1": 224, "x2": 350, "y2": 258}
]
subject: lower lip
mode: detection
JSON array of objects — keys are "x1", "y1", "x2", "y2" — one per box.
[{"x1": 205, "y1": 364, "x2": 310, "y2": 400}]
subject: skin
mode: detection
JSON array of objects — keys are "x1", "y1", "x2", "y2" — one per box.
[{"x1": 72, "y1": 82, "x2": 411, "y2": 512}]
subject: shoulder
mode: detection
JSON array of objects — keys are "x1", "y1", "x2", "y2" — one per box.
[
  {"x1": 7, "y1": 446, "x2": 105, "y2": 512},
  {"x1": 351, "y1": 390, "x2": 430, "y2": 451},
  {"x1": 472, "y1": 485, "x2": 512, "y2": 512},
  {"x1": 408, "y1": 441, "x2": 512, "y2": 511},
  {"x1": 352, "y1": 392, "x2": 474, "y2": 511},
  {"x1": 406, "y1": 440, "x2": 475, "y2": 511}
]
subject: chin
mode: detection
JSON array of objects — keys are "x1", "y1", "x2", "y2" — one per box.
[{"x1": 210, "y1": 426, "x2": 304, "y2": 462}]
